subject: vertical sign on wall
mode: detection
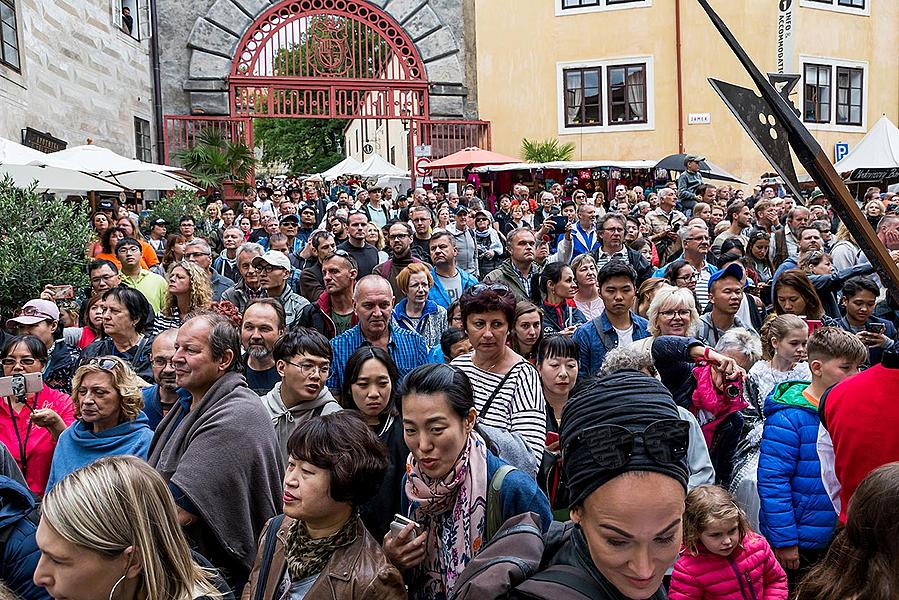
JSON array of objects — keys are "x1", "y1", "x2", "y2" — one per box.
[{"x1": 777, "y1": 0, "x2": 796, "y2": 74}]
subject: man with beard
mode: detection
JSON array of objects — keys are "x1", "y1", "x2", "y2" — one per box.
[
  {"x1": 428, "y1": 230, "x2": 478, "y2": 308},
  {"x1": 142, "y1": 329, "x2": 180, "y2": 429},
  {"x1": 300, "y1": 231, "x2": 336, "y2": 303},
  {"x1": 240, "y1": 298, "x2": 285, "y2": 395},
  {"x1": 375, "y1": 221, "x2": 422, "y2": 301}
]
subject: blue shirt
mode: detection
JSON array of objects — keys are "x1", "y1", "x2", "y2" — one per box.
[
  {"x1": 327, "y1": 323, "x2": 429, "y2": 390},
  {"x1": 572, "y1": 311, "x2": 652, "y2": 377}
]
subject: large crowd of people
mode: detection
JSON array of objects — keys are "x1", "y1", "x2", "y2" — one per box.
[{"x1": 3, "y1": 159, "x2": 899, "y2": 600}]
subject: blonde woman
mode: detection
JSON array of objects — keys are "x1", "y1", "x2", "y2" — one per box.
[
  {"x1": 150, "y1": 260, "x2": 213, "y2": 335},
  {"x1": 629, "y1": 285, "x2": 700, "y2": 354},
  {"x1": 365, "y1": 222, "x2": 390, "y2": 263},
  {"x1": 34, "y1": 456, "x2": 227, "y2": 600},
  {"x1": 45, "y1": 356, "x2": 152, "y2": 491},
  {"x1": 571, "y1": 253, "x2": 604, "y2": 319}
]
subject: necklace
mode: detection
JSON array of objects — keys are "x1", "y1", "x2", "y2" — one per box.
[{"x1": 474, "y1": 349, "x2": 504, "y2": 372}]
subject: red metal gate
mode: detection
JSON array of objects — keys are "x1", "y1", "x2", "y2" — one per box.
[
  {"x1": 412, "y1": 120, "x2": 492, "y2": 185},
  {"x1": 162, "y1": 116, "x2": 253, "y2": 167}
]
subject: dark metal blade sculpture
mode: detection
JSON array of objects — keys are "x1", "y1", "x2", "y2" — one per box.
[{"x1": 696, "y1": 0, "x2": 899, "y2": 302}]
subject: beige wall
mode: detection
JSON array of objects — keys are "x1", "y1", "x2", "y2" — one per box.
[{"x1": 474, "y1": 0, "x2": 898, "y2": 185}]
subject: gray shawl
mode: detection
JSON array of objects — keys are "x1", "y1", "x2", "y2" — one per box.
[{"x1": 148, "y1": 371, "x2": 284, "y2": 571}]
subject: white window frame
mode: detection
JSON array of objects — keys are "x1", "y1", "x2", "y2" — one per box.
[
  {"x1": 111, "y1": 0, "x2": 150, "y2": 41},
  {"x1": 556, "y1": 0, "x2": 651, "y2": 17},
  {"x1": 799, "y1": 55, "x2": 868, "y2": 133},
  {"x1": 799, "y1": 0, "x2": 869, "y2": 17},
  {"x1": 556, "y1": 56, "x2": 654, "y2": 135}
]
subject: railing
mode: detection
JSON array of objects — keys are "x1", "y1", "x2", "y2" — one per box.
[
  {"x1": 413, "y1": 120, "x2": 492, "y2": 185},
  {"x1": 162, "y1": 115, "x2": 254, "y2": 166}
]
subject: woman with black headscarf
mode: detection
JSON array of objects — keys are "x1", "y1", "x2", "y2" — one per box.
[{"x1": 513, "y1": 371, "x2": 691, "y2": 599}]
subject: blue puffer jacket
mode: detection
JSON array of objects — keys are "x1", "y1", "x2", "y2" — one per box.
[
  {"x1": 0, "y1": 476, "x2": 50, "y2": 600},
  {"x1": 758, "y1": 381, "x2": 836, "y2": 550}
]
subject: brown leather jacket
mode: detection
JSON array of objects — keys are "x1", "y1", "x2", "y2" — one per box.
[{"x1": 241, "y1": 515, "x2": 407, "y2": 600}]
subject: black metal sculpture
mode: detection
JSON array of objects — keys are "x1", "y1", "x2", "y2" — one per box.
[{"x1": 696, "y1": 0, "x2": 899, "y2": 302}]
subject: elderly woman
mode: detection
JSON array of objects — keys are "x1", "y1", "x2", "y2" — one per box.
[
  {"x1": 572, "y1": 254, "x2": 604, "y2": 319},
  {"x1": 81, "y1": 286, "x2": 155, "y2": 382},
  {"x1": 149, "y1": 260, "x2": 213, "y2": 335},
  {"x1": 243, "y1": 412, "x2": 406, "y2": 600},
  {"x1": 629, "y1": 285, "x2": 701, "y2": 354},
  {"x1": 510, "y1": 371, "x2": 691, "y2": 598},
  {"x1": 6, "y1": 298, "x2": 81, "y2": 394},
  {"x1": 34, "y1": 456, "x2": 229, "y2": 600},
  {"x1": 45, "y1": 356, "x2": 152, "y2": 491},
  {"x1": 383, "y1": 364, "x2": 551, "y2": 600},
  {"x1": 393, "y1": 263, "x2": 448, "y2": 349},
  {"x1": 451, "y1": 285, "x2": 547, "y2": 464},
  {"x1": 0, "y1": 336, "x2": 75, "y2": 496}
]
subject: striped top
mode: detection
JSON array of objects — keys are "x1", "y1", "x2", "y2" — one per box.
[{"x1": 451, "y1": 352, "x2": 547, "y2": 461}]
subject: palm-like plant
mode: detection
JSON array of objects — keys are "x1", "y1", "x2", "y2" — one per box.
[
  {"x1": 175, "y1": 129, "x2": 256, "y2": 195},
  {"x1": 520, "y1": 138, "x2": 576, "y2": 163}
]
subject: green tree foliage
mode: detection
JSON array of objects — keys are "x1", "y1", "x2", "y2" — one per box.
[
  {"x1": 0, "y1": 177, "x2": 91, "y2": 318},
  {"x1": 254, "y1": 118, "x2": 346, "y2": 174},
  {"x1": 175, "y1": 129, "x2": 256, "y2": 195},
  {"x1": 147, "y1": 189, "x2": 205, "y2": 232},
  {"x1": 521, "y1": 138, "x2": 576, "y2": 163}
]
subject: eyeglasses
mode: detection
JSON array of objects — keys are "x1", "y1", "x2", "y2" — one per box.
[
  {"x1": 88, "y1": 358, "x2": 122, "y2": 372},
  {"x1": 1, "y1": 357, "x2": 37, "y2": 367},
  {"x1": 90, "y1": 274, "x2": 117, "y2": 284},
  {"x1": 686, "y1": 236, "x2": 710, "y2": 242},
  {"x1": 287, "y1": 360, "x2": 331, "y2": 377},
  {"x1": 183, "y1": 251, "x2": 211, "y2": 260},
  {"x1": 259, "y1": 264, "x2": 286, "y2": 273},
  {"x1": 151, "y1": 356, "x2": 176, "y2": 368},
  {"x1": 388, "y1": 233, "x2": 410, "y2": 240},
  {"x1": 602, "y1": 227, "x2": 625, "y2": 233},
  {"x1": 568, "y1": 419, "x2": 689, "y2": 470},
  {"x1": 675, "y1": 273, "x2": 700, "y2": 282},
  {"x1": 659, "y1": 309, "x2": 692, "y2": 319},
  {"x1": 281, "y1": 221, "x2": 298, "y2": 227}
]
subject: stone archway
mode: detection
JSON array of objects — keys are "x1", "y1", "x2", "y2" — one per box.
[{"x1": 183, "y1": 0, "x2": 470, "y2": 119}]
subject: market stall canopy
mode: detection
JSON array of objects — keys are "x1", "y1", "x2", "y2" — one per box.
[
  {"x1": 655, "y1": 153, "x2": 747, "y2": 184},
  {"x1": 0, "y1": 137, "x2": 50, "y2": 165},
  {"x1": 472, "y1": 159, "x2": 657, "y2": 173},
  {"x1": 36, "y1": 144, "x2": 199, "y2": 191},
  {"x1": 320, "y1": 156, "x2": 364, "y2": 180},
  {"x1": 356, "y1": 155, "x2": 407, "y2": 177},
  {"x1": 0, "y1": 164, "x2": 128, "y2": 192},
  {"x1": 423, "y1": 147, "x2": 519, "y2": 170},
  {"x1": 833, "y1": 115, "x2": 899, "y2": 182}
]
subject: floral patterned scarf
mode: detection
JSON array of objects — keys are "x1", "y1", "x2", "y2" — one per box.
[{"x1": 405, "y1": 432, "x2": 489, "y2": 599}]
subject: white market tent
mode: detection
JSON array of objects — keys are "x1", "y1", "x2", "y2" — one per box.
[
  {"x1": 320, "y1": 156, "x2": 364, "y2": 180},
  {"x1": 356, "y1": 155, "x2": 407, "y2": 178},
  {"x1": 37, "y1": 144, "x2": 198, "y2": 190},
  {"x1": 472, "y1": 159, "x2": 658, "y2": 173},
  {"x1": 833, "y1": 115, "x2": 899, "y2": 180}
]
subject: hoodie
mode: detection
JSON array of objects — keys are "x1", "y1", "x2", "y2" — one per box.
[
  {"x1": 758, "y1": 380, "x2": 837, "y2": 550},
  {"x1": 261, "y1": 382, "x2": 342, "y2": 462},
  {"x1": 0, "y1": 476, "x2": 49, "y2": 600}
]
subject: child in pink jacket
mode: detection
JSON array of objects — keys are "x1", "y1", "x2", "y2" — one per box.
[{"x1": 670, "y1": 485, "x2": 788, "y2": 600}]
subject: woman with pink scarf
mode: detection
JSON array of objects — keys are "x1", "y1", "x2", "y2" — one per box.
[{"x1": 383, "y1": 364, "x2": 552, "y2": 600}]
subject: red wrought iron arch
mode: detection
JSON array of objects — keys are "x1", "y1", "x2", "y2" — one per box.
[{"x1": 230, "y1": 0, "x2": 428, "y2": 83}]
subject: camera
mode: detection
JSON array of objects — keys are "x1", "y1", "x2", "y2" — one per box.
[{"x1": 724, "y1": 383, "x2": 741, "y2": 399}]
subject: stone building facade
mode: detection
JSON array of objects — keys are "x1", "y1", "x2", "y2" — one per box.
[
  {"x1": 156, "y1": 0, "x2": 478, "y2": 120},
  {"x1": 0, "y1": 0, "x2": 155, "y2": 159}
]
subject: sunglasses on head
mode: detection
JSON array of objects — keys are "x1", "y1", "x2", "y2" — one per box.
[
  {"x1": 88, "y1": 357, "x2": 122, "y2": 372},
  {"x1": 465, "y1": 282, "x2": 512, "y2": 296},
  {"x1": 566, "y1": 419, "x2": 689, "y2": 470}
]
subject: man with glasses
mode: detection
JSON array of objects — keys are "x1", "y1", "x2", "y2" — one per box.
[
  {"x1": 263, "y1": 327, "x2": 341, "y2": 462},
  {"x1": 252, "y1": 250, "x2": 309, "y2": 329},
  {"x1": 117, "y1": 237, "x2": 167, "y2": 312},
  {"x1": 178, "y1": 215, "x2": 196, "y2": 244},
  {"x1": 142, "y1": 328, "x2": 180, "y2": 430},
  {"x1": 339, "y1": 210, "x2": 380, "y2": 281},
  {"x1": 592, "y1": 213, "x2": 654, "y2": 284},
  {"x1": 184, "y1": 238, "x2": 234, "y2": 302},
  {"x1": 645, "y1": 188, "x2": 687, "y2": 264},
  {"x1": 240, "y1": 298, "x2": 286, "y2": 395},
  {"x1": 375, "y1": 221, "x2": 422, "y2": 302}
]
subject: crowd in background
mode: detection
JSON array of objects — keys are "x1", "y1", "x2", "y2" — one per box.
[{"x1": 2, "y1": 155, "x2": 899, "y2": 600}]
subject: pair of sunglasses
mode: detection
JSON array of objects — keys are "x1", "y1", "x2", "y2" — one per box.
[{"x1": 566, "y1": 419, "x2": 689, "y2": 470}]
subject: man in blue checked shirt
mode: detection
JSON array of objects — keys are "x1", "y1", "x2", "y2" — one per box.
[{"x1": 327, "y1": 275, "x2": 429, "y2": 390}]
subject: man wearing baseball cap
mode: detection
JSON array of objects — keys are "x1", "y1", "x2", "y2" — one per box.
[
  {"x1": 6, "y1": 299, "x2": 81, "y2": 394},
  {"x1": 147, "y1": 218, "x2": 167, "y2": 260},
  {"x1": 697, "y1": 263, "x2": 755, "y2": 346},
  {"x1": 677, "y1": 154, "x2": 706, "y2": 216},
  {"x1": 253, "y1": 251, "x2": 309, "y2": 329}
]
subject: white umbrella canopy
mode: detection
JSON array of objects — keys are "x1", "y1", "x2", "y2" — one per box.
[
  {"x1": 37, "y1": 144, "x2": 198, "y2": 190},
  {"x1": 356, "y1": 155, "x2": 406, "y2": 178},
  {"x1": 0, "y1": 164, "x2": 128, "y2": 192},
  {"x1": 0, "y1": 137, "x2": 49, "y2": 165}
]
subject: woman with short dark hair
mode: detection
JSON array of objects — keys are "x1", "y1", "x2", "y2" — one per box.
[
  {"x1": 242, "y1": 412, "x2": 405, "y2": 600},
  {"x1": 81, "y1": 286, "x2": 155, "y2": 382},
  {"x1": 451, "y1": 285, "x2": 547, "y2": 465}
]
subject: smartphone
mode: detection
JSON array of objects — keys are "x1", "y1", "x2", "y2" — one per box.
[
  {"x1": 0, "y1": 373, "x2": 43, "y2": 398},
  {"x1": 49, "y1": 285, "x2": 74, "y2": 300},
  {"x1": 546, "y1": 431, "x2": 560, "y2": 446},
  {"x1": 389, "y1": 514, "x2": 421, "y2": 538},
  {"x1": 865, "y1": 322, "x2": 886, "y2": 335},
  {"x1": 806, "y1": 319, "x2": 823, "y2": 335},
  {"x1": 549, "y1": 215, "x2": 568, "y2": 236}
]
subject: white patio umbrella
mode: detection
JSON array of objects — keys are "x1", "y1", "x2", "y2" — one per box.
[
  {"x1": 0, "y1": 164, "x2": 128, "y2": 192},
  {"x1": 38, "y1": 144, "x2": 199, "y2": 190},
  {"x1": 0, "y1": 137, "x2": 50, "y2": 165}
]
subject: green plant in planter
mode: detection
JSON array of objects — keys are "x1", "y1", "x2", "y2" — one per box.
[
  {"x1": 175, "y1": 129, "x2": 256, "y2": 196},
  {"x1": 521, "y1": 138, "x2": 576, "y2": 163},
  {"x1": 0, "y1": 177, "x2": 91, "y2": 319}
]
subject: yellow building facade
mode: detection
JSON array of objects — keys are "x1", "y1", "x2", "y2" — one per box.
[{"x1": 473, "y1": 0, "x2": 898, "y2": 183}]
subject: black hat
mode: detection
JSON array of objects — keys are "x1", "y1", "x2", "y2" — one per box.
[
  {"x1": 257, "y1": 185, "x2": 274, "y2": 196},
  {"x1": 280, "y1": 213, "x2": 300, "y2": 224},
  {"x1": 150, "y1": 218, "x2": 167, "y2": 227}
]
